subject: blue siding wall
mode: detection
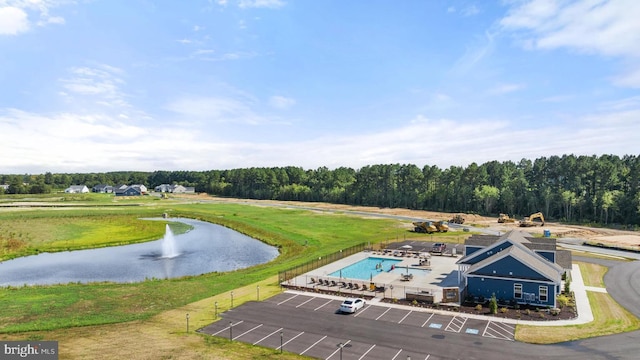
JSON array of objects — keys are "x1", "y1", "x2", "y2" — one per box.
[
  {"x1": 467, "y1": 277, "x2": 556, "y2": 307},
  {"x1": 472, "y1": 256, "x2": 553, "y2": 281}
]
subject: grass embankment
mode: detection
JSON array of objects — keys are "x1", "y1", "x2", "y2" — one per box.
[
  {"x1": 0, "y1": 202, "x2": 418, "y2": 333},
  {"x1": 0, "y1": 208, "x2": 191, "y2": 261},
  {"x1": 515, "y1": 262, "x2": 640, "y2": 343},
  {"x1": 1, "y1": 276, "x2": 309, "y2": 359}
]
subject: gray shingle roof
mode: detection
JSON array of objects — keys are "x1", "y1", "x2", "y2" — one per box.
[{"x1": 467, "y1": 242, "x2": 563, "y2": 283}]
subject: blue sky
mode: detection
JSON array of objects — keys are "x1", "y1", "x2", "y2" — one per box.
[{"x1": 1, "y1": 0, "x2": 639, "y2": 173}]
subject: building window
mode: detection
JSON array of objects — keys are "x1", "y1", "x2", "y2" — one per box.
[
  {"x1": 514, "y1": 284, "x2": 522, "y2": 299},
  {"x1": 539, "y1": 286, "x2": 548, "y2": 302}
]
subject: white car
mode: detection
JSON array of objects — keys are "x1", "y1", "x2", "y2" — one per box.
[{"x1": 339, "y1": 298, "x2": 365, "y2": 314}]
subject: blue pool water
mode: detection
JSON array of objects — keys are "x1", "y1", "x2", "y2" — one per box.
[
  {"x1": 330, "y1": 257, "x2": 401, "y2": 280},
  {"x1": 389, "y1": 267, "x2": 431, "y2": 277}
]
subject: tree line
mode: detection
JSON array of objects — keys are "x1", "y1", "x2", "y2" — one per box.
[{"x1": 1, "y1": 154, "x2": 639, "y2": 226}]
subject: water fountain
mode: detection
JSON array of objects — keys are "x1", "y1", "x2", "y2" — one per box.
[{"x1": 161, "y1": 224, "x2": 179, "y2": 258}]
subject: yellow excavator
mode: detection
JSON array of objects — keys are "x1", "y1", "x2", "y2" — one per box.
[
  {"x1": 519, "y1": 212, "x2": 545, "y2": 227},
  {"x1": 498, "y1": 213, "x2": 516, "y2": 223}
]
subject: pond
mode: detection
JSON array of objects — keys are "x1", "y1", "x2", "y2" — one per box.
[{"x1": 0, "y1": 218, "x2": 279, "y2": 286}]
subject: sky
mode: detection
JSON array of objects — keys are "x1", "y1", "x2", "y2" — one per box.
[{"x1": 1, "y1": 0, "x2": 639, "y2": 174}]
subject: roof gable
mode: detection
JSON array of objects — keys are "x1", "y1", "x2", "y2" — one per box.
[{"x1": 467, "y1": 243, "x2": 563, "y2": 283}]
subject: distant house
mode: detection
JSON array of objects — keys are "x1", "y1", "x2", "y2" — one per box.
[
  {"x1": 64, "y1": 185, "x2": 89, "y2": 194},
  {"x1": 457, "y1": 230, "x2": 571, "y2": 308},
  {"x1": 92, "y1": 184, "x2": 113, "y2": 193},
  {"x1": 114, "y1": 184, "x2": 147, "y2": 197},
  {"x1": 154, "y1": 184, "x2": 195, "y2": 193},
  {"x1": 0, "y1": 184, "x2": 9, "y2": 191}
]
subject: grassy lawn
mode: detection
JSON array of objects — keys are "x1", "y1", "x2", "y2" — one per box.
[
  {"x1": 0, "y1": 201, "x2": 407, "y2": 333},
  {"x1": 0, "y1": 208, "x2": 191, "y2": 260},
  {"x1": 2, "y1": 197, "x2": 637, "y2": 358},
  {"x1": 515, "y1": 262, "x2": 640, "y2": 344},
  {"x1": 0, "y1": 276, "x2": 311, "y2": 360}
]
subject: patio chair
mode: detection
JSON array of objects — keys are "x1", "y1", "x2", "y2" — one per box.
[
  {"x1": 330, "y1": 280, "x2": 337, "y2": 287},
  {"x1": 361, "y1": 283, "x2": 368, "y2": 291},
  {"x1": 310, "y1": 278, "x2": 316, "y2": 284}
]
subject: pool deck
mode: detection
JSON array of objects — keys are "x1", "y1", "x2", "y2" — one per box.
[{"x1": 285, "y1": 251, "x2": 461, "y2": 301}]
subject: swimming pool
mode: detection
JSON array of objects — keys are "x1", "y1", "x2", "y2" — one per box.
[{"x1": 330, "y1": 257, "x2": 401, "y2": 281}]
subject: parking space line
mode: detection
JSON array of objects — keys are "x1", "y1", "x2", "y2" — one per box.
[
  {"x1": 445, "y1": 316, "x2": 467, "y2": 333},
  {"x1": 483, "y1": 321, "x2": 515, "y2": 341},
  {"x1": 253, "y1": 327, "x2": 282, "y2": 345},
  {"x1": 277, "y1": 294, "x2": 299, "y2": 305},
  {"x1": 391, "y1": 349, "x2": 403, "y2": 360},
  {"x1": 421, "y1": 313, "x2": 434, "y2": 327},
  {"x1": 296, "y1": 297, "x2": 314, "y2": 308},
  {"x1": 359, "y1": 344, "x2": 375, "y2": 359},
  {"x1": 212, "y1": 320, "x2": 244, "y2": 336},
  {"x1": 326, "y1": 339, "x2": 351, "y2": 360},
  {"x1": 492, "y1": 321, "x2": 515, "y2": 333},
  {"x1": 353, "y1": 304, "x2": 371, "y2": 317},
  {"x1": 234, "y1": 324, "x2": 262, "y2": 340},
  {"x1": 300, "y1": 335, "x2": 327, "y2": 355},
  {"x1": 482, "y1": 321, "x2": 491, "y2": 337},
  {"x1": 399, "y1": 310, "x2": 412, "y2": 324},
  {"x1": 314, "y1": 299, "x2": 333, "y2": 311},
  {"x1": 424, "y1": 355, "x2": 431, "y2": 360},
  {"x1": 278, "y1": 331, "x2": 305, "y2": 350},
  {"x1": 375, "y1": 307, "x2": 391, "y2": 320}
]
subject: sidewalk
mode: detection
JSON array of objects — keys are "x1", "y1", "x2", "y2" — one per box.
[{"x1": 285, "y1": 263, "x2": 595, "y2": 326}]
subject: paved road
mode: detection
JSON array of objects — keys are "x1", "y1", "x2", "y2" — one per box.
[{"x1": 604, "y1": 260, "x2": 640, "y2": 318}]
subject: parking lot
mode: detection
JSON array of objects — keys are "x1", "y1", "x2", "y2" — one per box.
[{"x1": 199, "y1": 292, "x2": 515, "y2": 359}]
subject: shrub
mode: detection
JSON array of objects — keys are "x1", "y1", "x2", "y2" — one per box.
[
  {"x1": 564, "y1": 278, "x2": 571, "y2": 294},
  {"x1": 412, "y1": 299, "x2": 418, "y2": 306},
  {"x1": 539, "y1": 312, "x2": 545, "y2": 319},
  {"x1": 550, "y1": 308, "x2": 561, "y2": 316},
  {"x1": 475, "y1": 304, "x2": 483, "y2": 312},
  {"x1": 500, "y1": 307, "x2": 508, "y2": 314},
  {"x1": 557, "y1": 294, "x2": 569, "y2": 308},
  {"x1": 489, "y1": 293, "x2": 498, "y2": 314},
  {"x1": 525, "y1": 309, "x2": 531, "y2": 316}
]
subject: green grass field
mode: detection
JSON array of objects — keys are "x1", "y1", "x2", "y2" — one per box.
[
  {"x1": 0, "y1": 200, "x2": 413, "y2": 333},
  {"x1": 1, "y1": 195, "x2": 637, "y2": 358}
]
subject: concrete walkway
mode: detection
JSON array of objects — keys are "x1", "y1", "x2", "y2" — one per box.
[{"x1": 285, "y1": 263, "x2": 596, "y2": 327}]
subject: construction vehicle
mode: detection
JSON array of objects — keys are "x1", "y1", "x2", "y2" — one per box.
[
  {"x1": 413, "y1": 220, "x2": 448, "y2": 234},
  {"x1": 449, "y1": 214, "x2": 465, "y2": 224},
  {"x1": 433, "y1": 221, "x2": 449, "y2": 232},
  {"x1": 412, "y1": 221, "x2": 437, "y2": 234},
  {"x1": 498, "y1": 213, "x2": 516, "y2": 223},
  {"x1": 519, "y1": 212, "x2": 545, "y2": 227}
]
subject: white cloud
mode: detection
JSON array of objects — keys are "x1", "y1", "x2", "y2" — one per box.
[
  {"x1": 447, "y1": 6, "x2": 456, "y2": 13},
  {"x1": 0, "y1": 0, "x2": 67, "y2": 35},
  {"x1": 268, "y1": 95, "x2": 295, "y2": 109},
  {"x1": 59, "y1": 65, "x2": 129, "y2": 107},
  {"x1": 500, "y1": 0, "x2": 640, "y2": 87},
  {"x1": 450, "y1": 31, "x2": 495, "y2": 75},
  {"x1": 462, "y1": 4, "x2": 480, "y2": 17},
  {"x1": 488, "y1": 83, "x2": 526, "y2": 95},
  {"x1": 238, "y1": 0, "x2": 285, "y2": 9},
  {"x1": 0, "y1": 6, "x2": 29, "y2": 35},
  {"x1": 165, "y1": 96, "x2": 270, "y2": 125},
  {"x1": 2, "y1": 103, "x2": 640, "y2": 173}
]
